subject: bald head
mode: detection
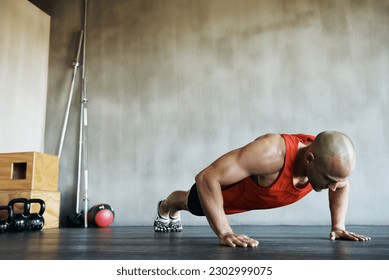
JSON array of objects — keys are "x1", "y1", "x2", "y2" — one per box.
[{"x1": 311, "y1": 131, "x2": 356, "y2": 178}]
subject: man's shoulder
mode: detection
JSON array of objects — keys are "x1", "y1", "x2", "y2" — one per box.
[
  {"x1": 251, "y1": 133, "x2": 286, "y2": 157},
  {"x1": 254, "y1": 133, "x2": 284, "y2": 142}
]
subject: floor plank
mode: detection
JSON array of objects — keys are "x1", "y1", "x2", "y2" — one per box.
[{"x1": 0, "y1": 225, "x2": 387, "y2": 260}]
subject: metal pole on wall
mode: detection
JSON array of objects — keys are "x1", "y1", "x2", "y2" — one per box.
[
  {"x1": 57, "y1": 30, "x2": 83, "y2": 158},
  {"x1": 76, "y1": 0, "x2": 89, "y2": 228},
  {"x1": 82, "y1": 0, "x2": 89, "y2": 228}
]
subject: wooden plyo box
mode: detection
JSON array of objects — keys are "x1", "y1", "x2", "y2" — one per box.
[
  {"x1": 0, "y1": 152, "x2": 59, "y2": 192},
  {"x1": 0, "y1": 190, "x2": 60, "y2": 229},
  {"x1": 0, "y1": 152, "x2": 60, "y2": 229}
]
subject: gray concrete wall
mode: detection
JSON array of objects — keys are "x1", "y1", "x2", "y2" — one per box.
[
  {"x1": 0, "y1": 0, "x2": 50, "y2": 153},
  {"x1": 44, "y1": 0, "x2": 389, "y2": 226}
]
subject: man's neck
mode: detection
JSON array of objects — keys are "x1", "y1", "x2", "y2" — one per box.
[{"x1": 293, "y1": 144, "x2": 309, "y2": 186}]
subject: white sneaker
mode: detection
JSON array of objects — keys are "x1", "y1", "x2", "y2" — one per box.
[
  {"x1": 168, "y1": 215, "x2": 183, "y2": 232},
  {"x1": 154, "y1": 200, "x2": 170, "y2": 232},
  {"x1": 153, "y1": 200, "x2": 183, "y2": 232}
]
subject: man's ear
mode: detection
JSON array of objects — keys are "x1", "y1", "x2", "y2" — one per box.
[{"x1": 306, "y1": 152, "x2": 315, "y2": 164}]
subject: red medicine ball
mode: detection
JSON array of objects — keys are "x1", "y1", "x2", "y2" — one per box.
[{"x1": 88, "y1": 204, "x2": 115, "y2": 228}]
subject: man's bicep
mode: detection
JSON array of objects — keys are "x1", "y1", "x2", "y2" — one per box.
[
  {"x1": 197, "y1": 133, "x2": 284, "y2": 185},
  {"x1": 196, "y1": 149, "x2": 251, "y2": 186},
  {"x1": 238, "y1": 134, "x2": 285, "y2": 175}
]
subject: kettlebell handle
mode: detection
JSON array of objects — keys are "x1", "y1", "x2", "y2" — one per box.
[
  {"x1": 28, "y1": 199, "x2": 46, "y2": 216},
  {"x1": 0, "y1": 205, "x2": 14, "y2": 223},
  {"x1": 8, "y1": 198, "x2": 30, "y2": 216}
]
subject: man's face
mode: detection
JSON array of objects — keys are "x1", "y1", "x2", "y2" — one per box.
[{"x1": 307, "y1": 160, "x2": 348, "y2": 192}]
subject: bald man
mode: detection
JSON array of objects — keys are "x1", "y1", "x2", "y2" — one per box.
[{"x1": 154, "y1": 131, "x2": 371, "y2": 247}]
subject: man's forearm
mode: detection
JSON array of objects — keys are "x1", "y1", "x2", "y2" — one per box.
[
  {"x1": 195, "y1": 176, "x2": 233, "y2": 237},
  {"x1": 329, "y1": 184, "x2": 350, "y2": 230}
]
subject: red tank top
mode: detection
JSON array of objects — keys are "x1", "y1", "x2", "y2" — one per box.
[{"x1": 221, "y1": 134, "x2": 314, "y2": 214}]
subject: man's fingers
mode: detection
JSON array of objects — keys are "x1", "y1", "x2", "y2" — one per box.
[
  {"x1": 225, "y1": 236, "x2": 237, "y2": 247},
  {"x1": 233, "y1": 234, "x2": 259, "y2": 247},
  {"x1": 220, "y1": 233, "x2": 259, "y2": 248},
  {"x1": 346, "y1": 232, "x2": 359, "y2": 241},
  {"x1": 348, "y1": 232, "x2": 371, "y2": 241},
  {"x1": 330, "y1": 230, "x2": 371, "y2": 241}
]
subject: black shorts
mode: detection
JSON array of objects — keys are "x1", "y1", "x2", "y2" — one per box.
[{"x1": 187, "y1": 184, "x2": 205, "y2": 216}]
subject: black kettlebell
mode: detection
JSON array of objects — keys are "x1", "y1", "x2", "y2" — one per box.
[
  {"x1": 27, "y1": 198, "x2": 45, "y2": 231},
  {"x1": 8, "y1": 198, "x2": 30, "y2": 232},
  {"x1": 0, "y1": 205, "x2": 14, "y2": 233}
]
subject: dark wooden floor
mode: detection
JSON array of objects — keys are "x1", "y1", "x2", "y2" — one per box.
[{"x1": 0, "y1": 225, "x2": 387, "y2": 260}]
